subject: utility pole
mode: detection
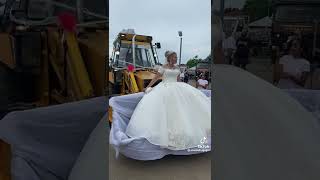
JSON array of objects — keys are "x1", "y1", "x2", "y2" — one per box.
[{"x1": 178, "y1": 31, "x2": 183, "y2": 65}]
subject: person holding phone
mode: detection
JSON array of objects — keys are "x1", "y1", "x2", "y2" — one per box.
[
  {"x1": 197, "y1": 74, "x2": 209, "y2": 90},
  {"x1": 276, "y1": 39, "x2": 310, "y2": 89}
]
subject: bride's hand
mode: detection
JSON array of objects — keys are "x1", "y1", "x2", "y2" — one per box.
[{"x1": 144, "y1": 87, "x2": 153, "y2": 94}]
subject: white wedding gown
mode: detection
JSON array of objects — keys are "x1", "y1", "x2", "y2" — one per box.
[{"x1": 125, "y1": 66, "x2": 211, "y2": 150}]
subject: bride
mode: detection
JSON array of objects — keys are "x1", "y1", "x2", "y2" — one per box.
[{"x1": 125, "y1": 50, "x2": 211, "y2": 151}]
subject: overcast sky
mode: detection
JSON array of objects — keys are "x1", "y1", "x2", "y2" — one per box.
[{"x1": 109, "y1": 0, "x2": 211, "y2": 64}]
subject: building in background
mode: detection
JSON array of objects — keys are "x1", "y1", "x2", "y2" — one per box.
[{"x1": 223, "y1": 9, "x2": 249, "y2": 39}]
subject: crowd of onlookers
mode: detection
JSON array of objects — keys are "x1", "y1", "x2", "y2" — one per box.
[
  {"x1": 222, "y1": 30, "x2": 251, "y2": 70},
  {"x1": 179, "y1": 70, "x2": 210, "y2": 90},
  {"x1": 214, "y1": 14, "x2": 313, "y2": 89},
  {"x1": 222, "y1": 31, "x2": 311, "y2": 89}
]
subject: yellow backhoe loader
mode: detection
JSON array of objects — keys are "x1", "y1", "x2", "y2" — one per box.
[{"x1": 108, "y1": 30, "x2": 162, "y2": 125}]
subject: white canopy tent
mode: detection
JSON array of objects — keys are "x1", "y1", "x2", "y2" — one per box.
[{"x1": 248, "y1": 16, "x2": 272, "y2": 43}]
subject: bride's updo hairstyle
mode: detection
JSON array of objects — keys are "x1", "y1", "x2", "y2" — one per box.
[{"x1": 165, "y1": 50, "x2": 176, "y2": 62}]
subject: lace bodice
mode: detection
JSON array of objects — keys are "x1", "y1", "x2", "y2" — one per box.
[{"x1": 158, "y1": 66, "x2": 180, "y2": 83}]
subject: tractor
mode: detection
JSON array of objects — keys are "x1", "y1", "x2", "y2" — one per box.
[{"x1": 108, "y1": 30, "x2": 162, "y2": 125}]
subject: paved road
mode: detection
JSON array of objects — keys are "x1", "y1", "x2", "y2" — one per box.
[{"x1": 109, "y1": 146, "x2": 211, "y2": 180}]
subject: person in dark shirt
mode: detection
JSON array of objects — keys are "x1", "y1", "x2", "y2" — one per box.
[
  {"x1": 184, "y1": 72, "x2": 189, "y2": 83},
  {"x1": 234, "y1": 31, "x2": 251, "y2": 70}
]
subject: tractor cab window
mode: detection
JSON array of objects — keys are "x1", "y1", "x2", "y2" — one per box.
[
  {"x1": 116, "y1": 42, "x2": 156, "y2": 68},
  {"x1": 275, "y1": 5, "x2": 320, "y2": 23}
]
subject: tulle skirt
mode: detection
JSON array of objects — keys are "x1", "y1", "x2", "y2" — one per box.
[{"x1": 125, "y1": 82, "x2": 211, "y2": 150}]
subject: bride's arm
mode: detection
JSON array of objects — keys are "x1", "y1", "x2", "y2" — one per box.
[
  {"x1": 177, "y1": 75, "x2": 181, "y2": 82},
  {"x1": 177, "y1": 66, "x2": 181, "y2": 82},
  {"x1": 145, "y1": 72, "x2": 162, "y2": 89}
]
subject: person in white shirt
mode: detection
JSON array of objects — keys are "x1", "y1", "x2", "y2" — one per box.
[
  {"x1": 277, "y1": 39, "x2": 310, "y2": 89},
  {"x1": 180, "y1": 71, "x2": 185, "y2": 82},
  {"x1": 197, "y1": 74, "x2": 209, "y2": 90},
  {"x1": 223, "y1": 34, "x2": 236, "y2": 64}
]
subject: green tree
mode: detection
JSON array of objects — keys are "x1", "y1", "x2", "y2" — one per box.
[
  {"x1": 186, "y1": 55, "x2": 201, "y2": 68},
  {"x1": 242, "y1": 0, "x2": 271, "y2": 22}
]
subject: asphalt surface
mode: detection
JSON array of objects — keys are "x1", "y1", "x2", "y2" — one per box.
[{"x1": 109, "y1": 145, "x2": 211, "y2": 180}]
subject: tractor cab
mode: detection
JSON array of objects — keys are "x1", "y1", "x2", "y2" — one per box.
[
  {"x1": 109, "y1": 31, "x2": 161, "y2": 95},
  {"x1": 110, "y1": 33, "x2": 159, "y2": 69}
]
